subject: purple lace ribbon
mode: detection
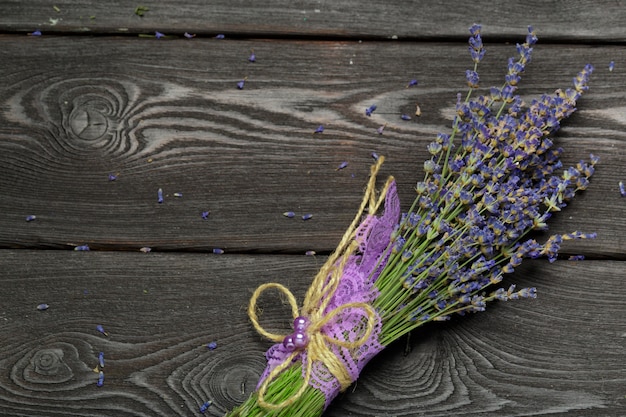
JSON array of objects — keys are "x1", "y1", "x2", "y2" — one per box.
[{"x1": 257, "y1": 180, "x2": 400, "y2": 409}]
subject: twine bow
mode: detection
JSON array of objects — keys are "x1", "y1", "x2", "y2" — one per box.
[{"x1": 248, "y1": 157, "x2": 394, "y2": 410}]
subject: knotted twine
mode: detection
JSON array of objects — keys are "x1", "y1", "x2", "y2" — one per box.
[{"x1": 248, "y1": 156, "x2": 394, "y2": 410}]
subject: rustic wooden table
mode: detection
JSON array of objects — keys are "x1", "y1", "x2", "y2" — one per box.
[{"x1": 1, "y1": 1, "x2": 625, "y2": 416}]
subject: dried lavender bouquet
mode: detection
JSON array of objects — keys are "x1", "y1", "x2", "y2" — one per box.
[{"x1": 224, "y1": 25, "x2": 597, "y2": 416}]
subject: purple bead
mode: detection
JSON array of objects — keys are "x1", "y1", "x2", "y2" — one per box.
[
  {"x1": 282, "y1": 334, "x2": 296, "y2": 351},
  {"x1": 293, "y1": 331, "x2": 308, "y2": 349},
  {"x1": 293, "y1": 316, "x2": 309, "y2": 332}
]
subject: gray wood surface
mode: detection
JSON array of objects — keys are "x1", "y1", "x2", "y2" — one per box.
[
  {"x1": 1, "y1": 2, "x2": 625, "y2": 416},
  {"x1": 1, "y1": 37, "x2": 623, "y2": 257},
  {"x1": 2, "y1": 0, "x2": 626, "y2": 41},
  {"x1": 0, "y1": 252, "x2": 624, "y2": 416}
]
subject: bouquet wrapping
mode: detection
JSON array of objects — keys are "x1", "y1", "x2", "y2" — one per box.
[{"x1": 225, "y1": 24, "x2": 597, "y2": 417}]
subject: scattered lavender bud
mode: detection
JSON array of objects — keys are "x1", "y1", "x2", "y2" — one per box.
[
  {"x1": 26, "y1": 215, "x2": 37, "y2": 222},
  {"x1": 96, "y1": 371, "x2": 104, "y2": 387},
  {"x1": 74, "y1": 245, "x2": 90, "y2": 251},
  {"x1": 96, "y1": 324, "x2": 109, "y2": 337},
  {"x1": 215, "y1": 34, "x2": 225, "y2": 39},
  {"x1": 201, "y1": 211, "x2": 210, "y2": 220},
  {"x1": 283, "y1": 211, "x2": 295, "y2": 218},
  {"x1": 619, "y1": 181, "x2": 626, "y2": 197},
  {"x1": 140, "y1": 247, "x2": 152, "y2": 253},
  {"x1": 305, "y1": 250, "x2": 316, "y2": 256},
  {"x1": 365, "y1": 104, "x2": 377, "y2": 116},
  {"x1": 173, "y1": 192, "x2": 183, "y2": 198},
  {"x1": 200, "y1": 400, "x2": 213, "y2": 413},
  {"x1": 249, "y1": 51, "x2": 256, "y2": 62},
  {"x1": 314, "y1": 125, "x2": 324, "y2": 134},
  {"x1": 207, "y1": 341, "x2": 218, "y2": 350},
  {"x1": 155, "y1": 31, "x2": 165, "y2": 39},
  {"x1": 302, "y1": 213, "x2": 313, "y2": 220},
  {"x1": 371, "y1": 152, "x2": 380, "y2": 161},
  {"x1": 407, "y1": 79, "x2": 418, "y2": 87},
  {"x1": 37, "y1": 303, "x2": 49, "y2": 311},
  {"x1": 98, "y1": 352, "x2": 105, "y2": 368},
  {"x1": 337, "y1": 161, "x2": 348, "y2": 170},
  {"x1": 108, "y1": 173, "x2": 118, "y2": 181},
  {"x1": 184, "y1": 32, "x2": 196, "y2": 39},
  {"x1": 401, "y1": 114, "x2": 411, "y2": 121},
  {"x1": 568, "y1": 255, "x2": 585, "y2": 261},
  {"x1": 609, "y1": 61, "x2": 615, "y2": 72},
  {"x1": 237, "y1": 79, "x2": 245, "y2": 90},
  {"x1": 29, "y1": 30, "x2": 42, "y2": 36},
  {"x1": 213, "y1": 248, "x2": 224, "y2": 254},
  {"x1": 157, "y1": 188, "x2": 164, "y2": 203},
  {"x1": 376, "y1": 125, "x2": 385, "y2": 135}
]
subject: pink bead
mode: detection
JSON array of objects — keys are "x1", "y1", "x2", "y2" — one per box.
[
  {"x1": 293, "y1": 331, "x2": 308, "y2": 349},
  {"x1": 282, "y1": 335, "x2": 296, "y2": 351},
  {"x1": 293, "y1": 316, "x2": 310, "y2": 332}
]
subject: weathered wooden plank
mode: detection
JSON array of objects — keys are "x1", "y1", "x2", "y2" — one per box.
[
  {"x1": 1, "y1": 36, "x2": 624, "y2": 257},
  {"x1": 3, "y1": 0, "x2": 626, "y2": 42},
  {"x1": 0, "y1": 250, "x2": 624, "y2": 416}
]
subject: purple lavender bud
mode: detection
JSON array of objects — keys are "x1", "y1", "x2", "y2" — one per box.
[
  {"x1": 200, "y1": 401, "x2": 213, "y2": 413},
  {"x1": 568, "y1": 255, "x2": 585, "y2": 261},
  {"x1": 609, "y1": 61, "x2": 615, "y2": 72},
  {"x1": 302, "y1": 213, "x2": 313, "y2": 220},
  {"x1": 619, "y1": 181, "x2": 626, "y2": 197},
  {"x1": 96, "y1": 371, "x2": 104, "y2": 387},
  {"x1": 98, "y1": 352, "x2": 105, "y2": 368},
  {"x1": 337, "y1": 161, "x2": 348, "y2": 170},
  {"x1": 108, "y1": 173, "x2": 117, "y2": 181},
  {"x1": 236, "y1": 79, "x2": 245, "y2": 89},
  {"x1": 155, "y1": 31, "x2": 165, "y2": 39},
  {"x1": 184, "y1": 32, "x2": 196, "y2": 39},
  {"x1": 96, "y1": 324, "x2": 108, "y2": 337},
  {"x1": 314, "y1": 125, "x2": 324, "y2": 133},
  {"x1": 365, "y1": 104, "x2": 377, "y2": 116},
  {"x1": 371, "y1": 152, "x2": 380, "y2": 160},
  {"x1": 201, "y1": 211, "x2": 210, "y2": 220},
  {"x1": 74, "y1": 245, "x2": 90, "y2": 251},
  {"x1": 249, "y1": 52, "x2": 256, "y2": 62},
  {"x1": 305, "y1": 250, "x2": 316, "y2": 256},
  {"x1": 466, "y1": 69, "x2": 480, "y2": 88},
  {"x1": 157, "y1": 188, "x2": 164, "y2": 203},
  {"x1": 37, "y1": 303, "x2": 49, "y2": 311},
  {"x1": 29, "y1": 30, "x2": 42, "y2": 36},
  {"x1": 140, "y1": 247, "x2": 152, "y2": 253},
  {"x1": 401, "y1": 114, "x2": 411, "y2": 121},
  {"x1": 215, "y1": 34, "x2": 225, "y2": 39},
  {"x1": 212, "y1": 248, "x2": 224, "y2": 254},
  {"x1": 207, "y1": 341, "x2": 217, "y2": 350},
  {"x1": 26, "y1": 215, "x2": 37, "y2": 222},
  {"x1": 283, "y1": 211, "x2": 295, "y2": 218},
  {"x1": 376, "y1": 125, "x2": 385, "y2": 135},
  {"x1": 407, "y1": 79, "x2": 418, "y2": 87}
]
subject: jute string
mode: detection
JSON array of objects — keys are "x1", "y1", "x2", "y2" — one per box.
[{"x1": 248, "y1": 157, "x2": 394, "y2": 410}]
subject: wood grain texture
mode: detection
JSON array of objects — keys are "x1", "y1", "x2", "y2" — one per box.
[
  {"x1": 2, "y1": 0, "x2": 626, "y2": 42},
  {"x1": 0, "y1": 250, "x2": 624, "y2": 416},
  {"x1": 1, "y1": 36, "x2": 624, "y2": 257}
]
